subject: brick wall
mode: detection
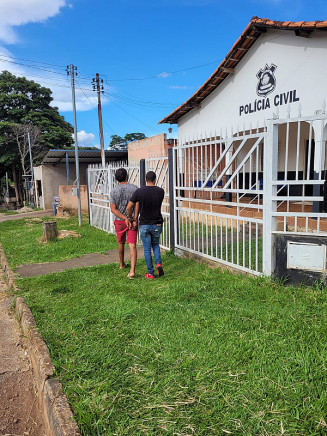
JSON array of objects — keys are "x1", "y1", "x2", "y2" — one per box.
[{"x1": 128, "y1": 134, "x2": 176, "y2": 165}]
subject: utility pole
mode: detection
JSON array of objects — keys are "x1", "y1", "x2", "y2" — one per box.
[
  {"x1": 5, "y1": 172, "x2": 9, "y2": 205},
  {"x1": 27, "y1": 132, "x2": 35, "y2": 206},
  {"x1": 92, "y1": 74, "x2": 105, "y2": 168},
  {"x1": 67, "y1": 64, "x2": 82, "y2": 226}
]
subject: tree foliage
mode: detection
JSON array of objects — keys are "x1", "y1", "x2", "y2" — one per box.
[
  {"x1": 109, "y1": 132, "x2": 146, "y2": 150},
  {"x1": 0, "y1": 71, "x2": 74, "y2": 203}
]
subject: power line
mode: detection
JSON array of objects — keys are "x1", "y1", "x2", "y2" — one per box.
[
  {"x1": 0, "y1": 68, "x2": 94, "y2": 92},
  {"x1": 107, "y1": 90, "x2": 179, "y2": 108},
  {"x1": 110, "y1": 99, "x2": 163, "y2": 135},
  {"x1": 106, "y1": 93, "x2": 177, "y2": 110},
  {"x1": 117, "y1": 87, "x2": 180, "y2": 106},
  {"x1": 0, "y1": 58, "x2": 68, "y2": 77},
  {"x1": 0, "y1": 53, "x2": 66, "y2": 69},
  {"x1": 75, "y1": 80, "x2": 116, "y2": 136},
  {"x1": 0, "y1": 56, "x2": 93, "y2": 82},
  {"x1": 102, "y1": 59, "x2": 220, "y2": 82},
  {"x1": 0, "y1": 52, "x2": 219, "y2": 85}
]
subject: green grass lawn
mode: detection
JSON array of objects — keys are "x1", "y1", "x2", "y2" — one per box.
[
  {"x1": 16, "y1": 254, "x2": 327, "y2": 435},
  {"x1": 0, "y1": 215, "x2": 117, "y2": 269},
  {"x1": 0, "y1": 208, "x2": 18, "y2": 215}
]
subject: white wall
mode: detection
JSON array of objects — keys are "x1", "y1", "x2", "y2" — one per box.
[{"x1": 178, "y1": 30, "x2": 327, "y2": 139}]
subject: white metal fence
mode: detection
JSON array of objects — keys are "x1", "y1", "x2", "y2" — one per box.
[
  {"x1": 88, "y1": 162, "x2": 139, "y2": 233},
  {"x1": 174, "y1": 129, "x2": 265, "y2": 275},
  {"x1": 174, "y1": 112, "x2": 327, "y2": 276},
  {"x1": 88, "y1": 158, "x2": 171, "y2": 251}
]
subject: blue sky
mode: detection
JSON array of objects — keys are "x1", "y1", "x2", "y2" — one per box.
[{"x1": 0, "y1": 0, "x2": 327, "y2": 147}]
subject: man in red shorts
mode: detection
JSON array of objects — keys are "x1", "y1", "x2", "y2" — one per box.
[{"x1": 109, "y1": 168, "x2": 139, "y2": 279}]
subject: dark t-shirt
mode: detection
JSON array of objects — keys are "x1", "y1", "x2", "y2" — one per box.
[{"x1": 130, "y1": 186, "x2": 165, "y2": 225}]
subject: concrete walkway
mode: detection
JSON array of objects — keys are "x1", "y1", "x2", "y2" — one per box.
[
  {"x1": 16, "y1": 247, "x2": 145, "y2": 277},
  {"x1": 0, "y1": 209, "x2": 53, "y2": 223}
]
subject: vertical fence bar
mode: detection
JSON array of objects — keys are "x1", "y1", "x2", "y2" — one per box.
[
  {"x1": 168, "y1": 147, "x2": 175, "y2": 252},
  {"x1": 263, "y1": 121, "x2": 278, "y2": 276}
]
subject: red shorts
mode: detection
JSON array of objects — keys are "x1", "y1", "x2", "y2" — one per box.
[{"x1": 114, "y1": 220, "x2": 138, "y2": 244}]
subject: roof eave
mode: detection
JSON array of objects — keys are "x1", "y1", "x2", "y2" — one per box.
[{"x1": 159, "y1": 16, "x2": 327, "y2": 125}]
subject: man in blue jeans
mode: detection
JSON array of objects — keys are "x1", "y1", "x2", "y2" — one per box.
[{"x1": 126, "y1": 171, "x2": 165, "y2": 279}]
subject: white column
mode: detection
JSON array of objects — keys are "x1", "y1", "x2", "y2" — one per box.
[
  {"x1": 312, "y1": 119, "x2": 326, "y2": 213},
  {"x1": 263, "y1": 120, "x2": 278, "y2": 276}
]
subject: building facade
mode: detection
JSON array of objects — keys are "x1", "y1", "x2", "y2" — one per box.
[{"x1": 159, "y1": 18, "x2": 327, "y2": 284}]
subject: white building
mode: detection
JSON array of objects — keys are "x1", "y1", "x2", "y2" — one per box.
[{"x1": 160, "y1": 17, "x2": 327, "y2": 285}]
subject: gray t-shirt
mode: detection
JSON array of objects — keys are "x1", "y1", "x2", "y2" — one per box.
[{"x1": 109, "y1": 183, "x2": 138, "y2": 220}]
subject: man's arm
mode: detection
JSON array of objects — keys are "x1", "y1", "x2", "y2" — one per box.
[
  {"x1": 110, "y1": 203, "x2": 130, "y2": 227},
  {"x1": 134, "y1": 201, "x2": 139, "y2": 220},
  {"x1": 126, "y1": 201, "x2": 134, "y2": 220}
]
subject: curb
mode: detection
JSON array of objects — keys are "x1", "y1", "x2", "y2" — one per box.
[{"x1": 0, "y1": 245, "x2": 80, "y2": 436}]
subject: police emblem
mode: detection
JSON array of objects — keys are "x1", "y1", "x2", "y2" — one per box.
[{"x1": 256, "y1": 64, "x2": 277, "y2": 97}]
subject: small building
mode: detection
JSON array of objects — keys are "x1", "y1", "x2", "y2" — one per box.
[
  {"x1": 128, "y1": 134, "x2": 176, "y2": 165},
  {"x1": 34, "y1": 149, "x2": 127, "y2": 210}
]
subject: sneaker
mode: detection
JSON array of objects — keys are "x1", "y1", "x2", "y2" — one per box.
[
  {"x1": 145, "y1": 273, "x2": 155, "y2": 279},
  {"x1": 156, "y1": 263, "x2": 164, "y2": 277}
]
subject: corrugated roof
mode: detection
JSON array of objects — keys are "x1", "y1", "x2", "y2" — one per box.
[
  {"x1": 42, "y1": 149, "x2": 127, "y2": 165},
  {"x1": 159, "y1": 16, "x2": 327, "y2": 124}
]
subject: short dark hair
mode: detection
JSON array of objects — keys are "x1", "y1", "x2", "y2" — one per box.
[
  {"x1": 146, "y1": 171, "x2": 156, "y2": 182},
  {"x1": 115, "y1": 168, "x2": 128, "y2": 182}
]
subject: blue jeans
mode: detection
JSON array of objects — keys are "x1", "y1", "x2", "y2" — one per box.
[{"x1": 139, "y1": 224, "x2": 162, "y2": 275}]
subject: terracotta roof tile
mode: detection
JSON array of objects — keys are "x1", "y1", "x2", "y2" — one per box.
[
  {"x1": 304, "y1": 21, "x2": 319, "y2": 27},
  {"x1": 159, "y1": 17, "x2": 327, "y2": 124}
]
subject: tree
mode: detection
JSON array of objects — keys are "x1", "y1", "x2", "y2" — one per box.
[
  {"x1": 0, "y1": 71, "x2": 73, "y2": 204},
  {"x1": 124, "y1": 133, "x2": 146, "y2": 143},
  {"x1": 109, "y1": 135, "x2": 125, "y2": 150},
  {"x1": 108, "y1": 132, "x2": 146, "y2": 150},
  {"x1": 11, "y1": 124, "x2": 41, "y2": 176}
]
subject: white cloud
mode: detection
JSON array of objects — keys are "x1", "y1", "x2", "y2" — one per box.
[
  {"x1": 52, "y1": 86, "x2": 104, "y2": 112},
  {"x1": 158, "y1": 72, "x2": 172, "y2": 79},
  {"x1": 75, "y1": 130, "x2": 96, "y2": 148},
  {"x1": 0, "y1": 0, "x2": 67, "y2": 43}
]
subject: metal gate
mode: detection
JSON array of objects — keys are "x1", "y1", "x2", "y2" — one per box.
[
  {"x1": 173, "y1": 129, "x2": 265, "y2": 275},
  {"x1": 88, "y1": 163, "x2": 139, "y2": 233},
  {"x1": 146, "y1": 156, "x2": 170, "y2": 250}
]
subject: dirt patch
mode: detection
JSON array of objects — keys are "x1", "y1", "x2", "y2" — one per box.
[
  {"x1": 57, "y1": 230, "x2": 81, "y2": 239},
  {"x1": 17, "y1": 206, "x2": 35, "y2": 213},
  {"x1": 38, "y1": 229, "x2": 81, "y2": 244},
  {"x1": 0, "y1": 276, "x2": 46, "y2": 435}
]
